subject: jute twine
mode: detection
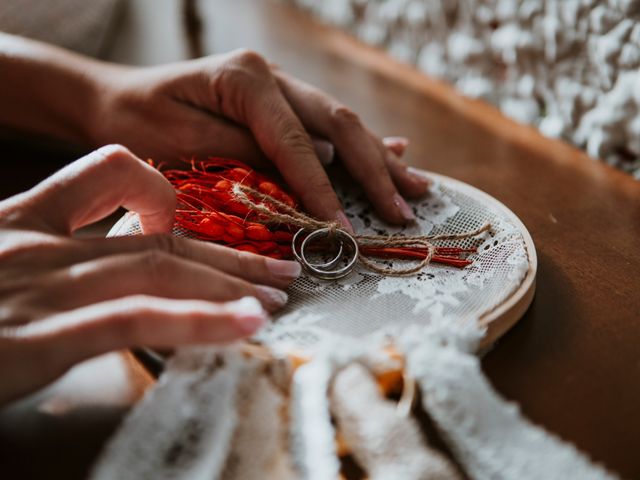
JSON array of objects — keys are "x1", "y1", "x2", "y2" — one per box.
[{"x1": 232, "y1": 183, "x2": 491, "y2": 276}]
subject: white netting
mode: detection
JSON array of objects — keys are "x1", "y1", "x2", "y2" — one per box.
[{"x1": 108, "y1": 171, "x2": 533, "y2": 351}]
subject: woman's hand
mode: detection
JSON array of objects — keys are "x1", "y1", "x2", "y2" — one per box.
[
  {"x1": 0, "y1": 145, "x2": 301, "y2": 406},
  {"x1": 89, "y1": 50, "x2": 430, "y2": 227}
]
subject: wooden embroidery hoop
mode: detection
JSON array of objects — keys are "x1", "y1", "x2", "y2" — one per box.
[
  {"x1": 108, "y1": 169, "x2": 537, "y2": 359},
  {"x1": 424, "y1": 172, "x2": 538, "y2": 349}
]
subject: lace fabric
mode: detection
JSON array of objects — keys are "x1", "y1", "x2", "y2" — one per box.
[{"x1": 109, "y1": 171, "x2": 533, "y2": 352}]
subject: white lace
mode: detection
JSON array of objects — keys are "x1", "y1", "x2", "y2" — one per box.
[
  {"x1": 91, "y1": 349, "x2": 243, "y2": 480},
  {"x1": 258, "y1": 175, "x2": 531, "y2": 350},
  {"x1": 92, "y1": 326, "x2": 619, "y2": 479},
  {"x1": 399, "y1": 323, "x2": 618, "y2": 480}
]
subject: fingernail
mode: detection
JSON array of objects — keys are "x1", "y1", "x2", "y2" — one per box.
[
  {"x1": 227, "y1": 296, "x2": 267, "y2": 333},
  {"x1": 407, "y1": 166, "x2": 431, "y2": 183},
  {"x1": 311, "y1": 138, "x2": 335, "y2": 166},
  {"x1": 383, "y1": 136, "x2": 409, "y2": 156},
  {"x1": 393, "y1": 193, "x2": 416, "y2": 222},
  {"x1": 266, "y1": 258, "x2": 301, "y2": 281},
  {"x1": 407, "y1": 166, "x2": 432, "y2": 191},
  {"x1": 254, "y1": 285, "x2": 289, "y2": 311},
  {"x1": 335, "y1": 210, "x2": 355, "y2": 233}
]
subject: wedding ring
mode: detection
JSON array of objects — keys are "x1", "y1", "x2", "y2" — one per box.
[
  {"x1": 300, "y1": 228, "x2": 359, "y2": 280},
  {"x1": 292, "y1": 228, "x2": 344, "y2": 270}
]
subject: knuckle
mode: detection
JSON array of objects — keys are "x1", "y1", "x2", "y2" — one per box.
[
  {"x1": 111, "y1": 296, "x2": 156, "y2": 340},
  {"x1": 150, "y1": 233, "x2": 180, "y2": 256},
  {"x1": 0, "y1": 231, "x2": 51, "y2": 262},
  {"x1": 219, "y1": 50, "x2": 273, "y2": 92},
  {"x1": 90, "y1": 144, "x2": 137, "y2": 174},
  {"x1": 0, "y1": 237, "x2": 66, "y2": 296},
  {"x1": 233, "y1": 48, "x2": 269, "y2": 71},
  {"x1": 138, "y1": 250, "x2": 175, "y2": 285},
  {"x1": 231, "y1": 249, "x2": 255, "y2": 274},
  {"x1": 289, "y1": 163, "x2": 333, "y2": 196},
  {"x1": 238, "y1": 250, "x2": 268, "y2": 277},
  {"x1": 330, "y1": 105, "x2": 363, "y2": 130},
  {"x1": 96, "y1": 144, "x2": 133, "y2": 164},
  {"x1": 277, "y1": 128, "x2": 314, "y2": 155},
  {"x1": 305, "y1": 175, "x2": 335, "y2": 198},
  {"x1": 299, "y1": 181, "x2": 337, "y2": 211}
]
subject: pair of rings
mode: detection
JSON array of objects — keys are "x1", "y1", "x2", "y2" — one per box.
[{"x1": 292, "y1": 228, "x2": 359, "y2": 280}]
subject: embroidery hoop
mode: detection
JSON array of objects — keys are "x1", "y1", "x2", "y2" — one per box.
[
  {"x1": 107, "y1": 169, "x2": 537, "y2": 351},
  {"x1": 94, "y1": 172, "x2": 559, "y2": 480},
  {"x1": 426, "y1": 172, "x2": 537, "y2": 347}
]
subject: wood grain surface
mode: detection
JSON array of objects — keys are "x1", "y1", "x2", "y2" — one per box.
[{"x1": 1, "y1": 0, "x2": 638, "y2": 478}]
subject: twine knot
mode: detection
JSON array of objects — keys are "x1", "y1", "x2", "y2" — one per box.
[{"x1": 232, "y1": 183, "x2": 491, "y2": 276}]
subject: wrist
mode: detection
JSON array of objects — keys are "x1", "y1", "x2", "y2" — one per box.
[
  {"x1": 0, "y1": 34, "x2": 122, "y2": 147},
  {"x1": 80, "y1": 61, "x2": 130, "y2": 148}
]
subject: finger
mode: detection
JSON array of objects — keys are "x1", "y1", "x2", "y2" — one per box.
[
  {"x1": 312, "y1": 133, "x2": 424, "y2": 197},
  {"x1": 20, "y1": 251, "x2": 289, "y2": 313},
  {"x1": 169, "y1": 105, "x2": 336, "y2": 168},
  {"x1": 23, "y1": 144, "x2": 176, "y2": 234},
  {"x1": 382, "y1": 136, "x2": 409, "y2": 157},
  {"x1": 382, "y1": 136, "x2": 432, "y2": 196},
  {"x1": 33, "y1": 234, "x2": 301, "y2": 289},
  {"x1": 212, "y1": 51, "x2": 349, "y2": 228},
  {"x1": 384, "y1": 149, "x2": 432, "y2": 198},
  {"x1": 9, "y1": 296, "x2": 267, "y2": 392},
  {"x1": 274, "y1": 72, "x2": 415, "y2": 224}
]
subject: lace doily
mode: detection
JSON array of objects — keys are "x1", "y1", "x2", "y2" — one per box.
[{"x1": 108, "y1": 170, "x2": 536, "y2": 351}]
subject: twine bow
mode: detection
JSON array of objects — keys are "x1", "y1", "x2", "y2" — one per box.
[{"x1": 232, "y1": 183, "x2": 491, "y2": 276}]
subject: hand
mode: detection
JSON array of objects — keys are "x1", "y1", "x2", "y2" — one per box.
[
  {"x1": 0, "y1": 145, "x2": 301, "y2": 405},
  {"x1": 89, "y1": 50, "x2": 431, "y2": 227}
]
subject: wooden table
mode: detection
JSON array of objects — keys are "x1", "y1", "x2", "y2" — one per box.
[{"x1": 1, "y1": 1, "x2": 639, "y2": 478}]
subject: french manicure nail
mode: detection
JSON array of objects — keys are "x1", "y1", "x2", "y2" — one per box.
[
  {"x1": 266, "y1": 258, "x2": 302, "y2": 281},
  {"x1": 254, "y1": 285, "x2": 289, "y2": 311},
  {"x1": 407, "y1": 166, "x2": 432, "y2": 183},
  {"x1": 227, "y1": 296, "x2": 267, "y2": 333},
  {"x1": 393, "y1": 193, "x2": 416, "y2": 222},
  {"x1": 383, "y1": 136, "x2": 409, "y2": 147},
  {"x1": 383, "y1": 136, "x2": 409, "y2": 156},
  {"x1": 335, "y1": 210, "x2": 355, "y2": 233}
]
